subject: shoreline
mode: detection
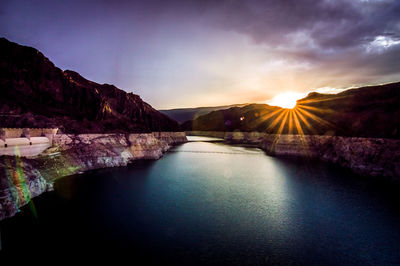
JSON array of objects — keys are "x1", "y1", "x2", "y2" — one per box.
[
  {"x1": 2, "y1": 130, "x2": 399, "y2": 220},
  {"x1": 0, "y1": 132, "x2": 187, "y2": 220},
  {"x1": 187, "y1": 131, "x2": 400, "y2": 181}
]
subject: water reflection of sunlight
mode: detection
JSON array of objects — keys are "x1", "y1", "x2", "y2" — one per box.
[
  {"x1": 170, "y1": 140, "x2": 298, "y2": 242},
  {"x1": 255, "y1": 159, "x2": 295, "y2": 239}
]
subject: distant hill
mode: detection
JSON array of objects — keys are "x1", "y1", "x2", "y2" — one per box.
[
  {"x1": 0, "y1": 38, "x2": 180, "y2": 133},
  {"x1": 183, "y1": 82, "x2": 400, "y2": 139},
  {"x1": 159, "y1": 104, "x2": 249, "y2": 124}
]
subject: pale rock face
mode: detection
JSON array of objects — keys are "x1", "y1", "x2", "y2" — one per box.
[
  {"x1": 261, "y1": 135, "x2": 400, "y2": 178},
  {"x1": 0, "y1": 132, "x2": 187, "y2": 220},
  {"x1": 153, "y1": 132, "x2": 187, "y2": 145},
  {"x1": 128, "y1": 133, "x2": 165, "y2": 159},
  {"x1": 52, "y1": 134, "x2": 74, "y2": 147}
]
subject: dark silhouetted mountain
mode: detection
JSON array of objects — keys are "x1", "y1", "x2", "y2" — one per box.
[
  {"x1": 0, "y1": 38, "x2": 179, "y2": 133},
  {"x1": 183, "y1": 82, "x2": 400, "y2": 139},
  {"x1": 159, "y1": 104, "x2": 249, "y2": 124}
]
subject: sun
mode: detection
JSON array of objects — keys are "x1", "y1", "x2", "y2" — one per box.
[{"x1": 267, "y1": 92, "x2": 306, "y2": 109}]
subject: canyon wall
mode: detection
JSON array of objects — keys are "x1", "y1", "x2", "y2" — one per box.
[
  {"x1": 0, "y1": 132, "x2": 187, "y2": 220},
  {"x1": 187, "y1": 131, "x2": 400, "y2": 180}
]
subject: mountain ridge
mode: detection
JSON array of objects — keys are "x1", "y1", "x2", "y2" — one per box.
[
  {"x1": 183, "y1": 82, "x2": 400, "y2": 139},
  {"x1": 0, "y1": 37, "x2": 180, "y2": 133},
  {"x1": 159, "y1": 103, "x2": 249, "y2": 123}
]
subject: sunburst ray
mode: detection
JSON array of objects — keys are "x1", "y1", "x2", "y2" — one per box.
[
  {"x1": 292, "y1": 109, "x2": 304, "y2": 135},
  {"x1": 288, "y1": 110, "x2": 294, "y2": 134},
  {"x1": 266, "y1": 109, "x2": 288, "y2": 131},
  {"x1": 297, "y1": 104, "x2": 335, "y2": 114},
  {"x1": 251, "y1": 108, "x2": 285, "y2": 128},
  {"x1": 296, "y1": 106, "x2": 336, "y2": 129},
  {"x1": 293, "y1": 108, "x2": 318, "y2": 134},
  {"x1": 277, "y1": 110, "x2": 290, "y2": 134}
]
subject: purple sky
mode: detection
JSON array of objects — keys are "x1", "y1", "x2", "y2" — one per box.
[{"x1": 1, "y1": 0, "x2": 400, "y2": 109}]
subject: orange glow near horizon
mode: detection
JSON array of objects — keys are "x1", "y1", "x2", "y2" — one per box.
[
  {"x1": 266, "y1": 92, "x2": 306, "y2": 109},
  {"x1": 257, "y1": 95, "x2": 338, "y2": 137}
]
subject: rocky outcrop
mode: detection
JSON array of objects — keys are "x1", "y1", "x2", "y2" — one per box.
[
  {"x1": 0, "y1": 132, "x2": 187, "y2": 220},
  {"x1": 187, "y1": 131, "x2": 400, "y2": 180},
  {"x1": 152, "y1": 132, "x2": 187, "y2": 147}
]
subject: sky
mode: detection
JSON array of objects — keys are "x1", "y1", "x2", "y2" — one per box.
[{"x1": 1, "y1": 0, "x2": 400, "y2": 109}]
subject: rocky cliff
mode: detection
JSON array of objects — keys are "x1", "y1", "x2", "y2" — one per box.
[
  {"x1": 0, "y1": 38, "x2": 180, "y2": 133},
  {"x1": 187, "y1": 131, "x2": 400, "y2": 180},
  {"x1": 259, "y1": 134, "x2": 400, "y2": 179},
  {"x1": 0, "y1": 132, "x2": 187, "y2": 220}
]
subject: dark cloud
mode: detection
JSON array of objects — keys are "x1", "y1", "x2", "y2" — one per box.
[
  {"x1": 162, "y1": 0, "x2": 400, "y2": 83},
  {"x1": 196, "y1": 0, "x2": 400, "y2": 82},
  {"x1": 196, "y1": 0, "x2": 399, "y2": 50}
]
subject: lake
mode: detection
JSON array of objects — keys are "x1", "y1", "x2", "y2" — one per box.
[{"x1": 1, "y1": 136, "x2": 400, "y2": 265}]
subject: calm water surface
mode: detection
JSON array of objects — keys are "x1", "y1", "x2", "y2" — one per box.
[{"x1": 1, "y1": 137, "x2": 400, "y2": 265}]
